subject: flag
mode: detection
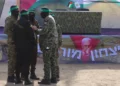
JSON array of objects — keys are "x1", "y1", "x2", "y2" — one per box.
[{"x1": 68, "y1": 2, "x2": 73, "y2": 8}]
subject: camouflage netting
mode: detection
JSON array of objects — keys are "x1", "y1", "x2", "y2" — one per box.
[
  {"x1": 52, "y1": 12, "x2": 102, "y2": 34},
  {"x1": 35, "y1": 4, "x2": 102, "y2": 34}
]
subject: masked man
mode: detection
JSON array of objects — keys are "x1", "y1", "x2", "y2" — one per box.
[
  {"x1": 28, "y1": 11, "x2": 39, "y2": 80},
  {"x1": 4, "y1": 5, "x2": 19, "y2": 83},
  {"x1": 31, "y1": 8, "x2": 58, "y2": 85},
  {"x1": 13, "y1": 10, "x2": 35, "y2": 85}
]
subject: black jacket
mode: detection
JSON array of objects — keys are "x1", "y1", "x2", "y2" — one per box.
[{"x1": 13, "y1": 17, "x2": 36, "y2": 52}]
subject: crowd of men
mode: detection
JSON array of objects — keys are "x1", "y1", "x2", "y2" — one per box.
[{"x1": 4, "y1": 5, "x2": 62, "y2": 85}]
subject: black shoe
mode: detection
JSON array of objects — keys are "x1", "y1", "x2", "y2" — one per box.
[
  {"x1": 23, "y1": 79, "x2": 32, "y2": 85},
  {"x1": 21, "y1": 75, "x2": 25, "y2": 81},
  {"x1": 21, "y1": 77, "x2": 25, "y2": 81},
  {"x1": 15, "y1": 78, "x2": 22, "y2": 84},
  {"x1": 51, "y1": 78, "x2": 57, "y2": 83},
  {"x1": 38, "y1": 79, "x2": 51, "y2": 85},
  {"x1": 21, "y1": 74, "x2": 24, "y2": 80},
  {"x1": 30, "y1": 74, "x2": 39, "y2": 80},
  {"x1": 7, "y1": 76, "x2": 15, "y2": 83}
]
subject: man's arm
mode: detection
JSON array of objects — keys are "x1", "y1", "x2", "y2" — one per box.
[
  {"x1": 34, "y1": 20, "x2": 40, "y2": 34},
  {"x1": 33, "y1": 21, "x2": 51, "y2": 35},
  {"x1": 35, "y1": 20, "x2": 40, "y2": 28}
]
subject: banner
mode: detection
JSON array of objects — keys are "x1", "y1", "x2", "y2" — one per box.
[
  {"x1": 60, "y1": 35, "x2": 120, "y2": 63},
  {"x1": 1, "y1": 33, "x2": 120, "y2": 63}
]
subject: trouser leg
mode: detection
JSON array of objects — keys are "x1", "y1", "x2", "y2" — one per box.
[
  {"x1": 43, "y1": 49, "x2": 51, "y2": 80},
  {"x1": 8, "y1": 44, "x2": 16, "y2": 76},
  {"x1": 51, "y1": 48, "x2": 57, "y2": 79},
  {"x1": 7, "y1": 44, "x2": 16, "y2": 82},
  {"x1": 15, "y1": 61, "x2": 21, "y2": 79},
  {"x1": 30, "y1": 46, "x2": 37, "y2": 73},
  {"x1": 22, "y1": 61, "x2": 30, "y2": 80},
  {"x1": 15, "y1": 59, "x2": 22, "y2": 84},
  {"x1": 56, "y1": 50, "x2": 60, "y2": 78},
  {"x1": 50, "y1": 47, "x2": 57, "y2": 83}
]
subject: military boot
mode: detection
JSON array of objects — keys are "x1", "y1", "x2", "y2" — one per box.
[
  {"x1": 30, "y1": 70, "x2": 39, "y2": 80},
  {"x1": 15, "y1": 77, "x2": 22, "y2": 84},
  {"x1": 51, "y1": 78, "x2": 57, "y2": 83},
  {"x1": 38, "y1": 79, "x2": 51, "y2": 85},
  {"x1": 15, "y1": 71, "x2": 22, "y2": 84},
  {"x1": 7, "y1": 74, "x2": 15, "y2": 83},
  {"x1": 23, "y1": 79, "x2": 32, "y2": 85},
  {"x1": 21, "y1": 75, "x2": 24, "y2": 81},
  {"x1": 56, "y1": 66, "x2": 60, "y2": 81}
]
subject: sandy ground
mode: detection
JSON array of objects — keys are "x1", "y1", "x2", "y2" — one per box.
[{"x1": 1, "y1": 63, "x2": 120, "y2": 86}]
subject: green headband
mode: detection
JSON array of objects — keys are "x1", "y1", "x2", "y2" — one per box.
[
  {"x1": 40, "y1": 9, "x2": 52, "y2": 12},
  {"x1": 20, "y1": 12, "x2": 29, "y2": 16},
  {"x1": 29, "y1": 11, "x2": 35, "y2": 13},
  {"x1": 10, "y1": 6, "x2": 18, "y2": 12}
]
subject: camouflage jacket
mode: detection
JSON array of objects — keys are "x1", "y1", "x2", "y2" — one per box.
[
  {"x1": 4, "y1": 16, "x2": 17, "y2": 43},
  {"x1": 38, "y1": 15, "x2": 58, "y2": 50}
]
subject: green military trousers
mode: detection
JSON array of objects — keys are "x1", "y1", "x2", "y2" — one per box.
[
  {"x1": 8, "y1": 43, "x2": 16, "y2": 76},
  {"x1": 42, "y1": 45, "x2": 57, "y2": 80}
]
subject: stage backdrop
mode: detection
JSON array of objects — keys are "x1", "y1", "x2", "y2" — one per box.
[
  {"x1": 19, "y1": 0, "x2": 120, "y2": 29},
  {"x1": 1, "y1": 34, "x2": 120, "y2": 63},
  {"x1": 0, "y1": 0, "x2": 17, "y2": 26},
  {"x1": 0, "y1": 0, "x2": 120, "y2": 28}
]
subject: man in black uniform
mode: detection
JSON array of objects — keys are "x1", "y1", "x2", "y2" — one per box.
[
  {"x1": 13, "y1": 10, "x2": 36, "y2": 85},
  {"x1": 28, "y1": 11, "x2": 39, "y2": 80}
]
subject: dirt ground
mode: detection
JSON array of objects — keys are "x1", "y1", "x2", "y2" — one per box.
[{"x1": 1, "y1": 63, "x2": 120, "y2": 86}]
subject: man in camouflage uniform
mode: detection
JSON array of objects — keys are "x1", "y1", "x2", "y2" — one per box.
[
  {"x1": 28, "y1": 11, "x2": 39, "y2": 80},
  {"x1": 31, "y1": 8, "x2": 58, "y2": 85},
  {"x1": 4, "y1": 5, "x2": 19, "y2": 83}
]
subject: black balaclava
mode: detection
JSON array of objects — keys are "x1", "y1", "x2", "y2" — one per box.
[
  {"x1": 10, "y1": 5, "x2": 19, "y2": 19},
  {"x1": 29, "y1": 11, "x2": 35, "y2": 22},
  {"x1": 40, "y1": 8, "x2": 49, "y2": 19},
  {"x1": 40, "y1": 12, "x2": 49, "y2": 19}
]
